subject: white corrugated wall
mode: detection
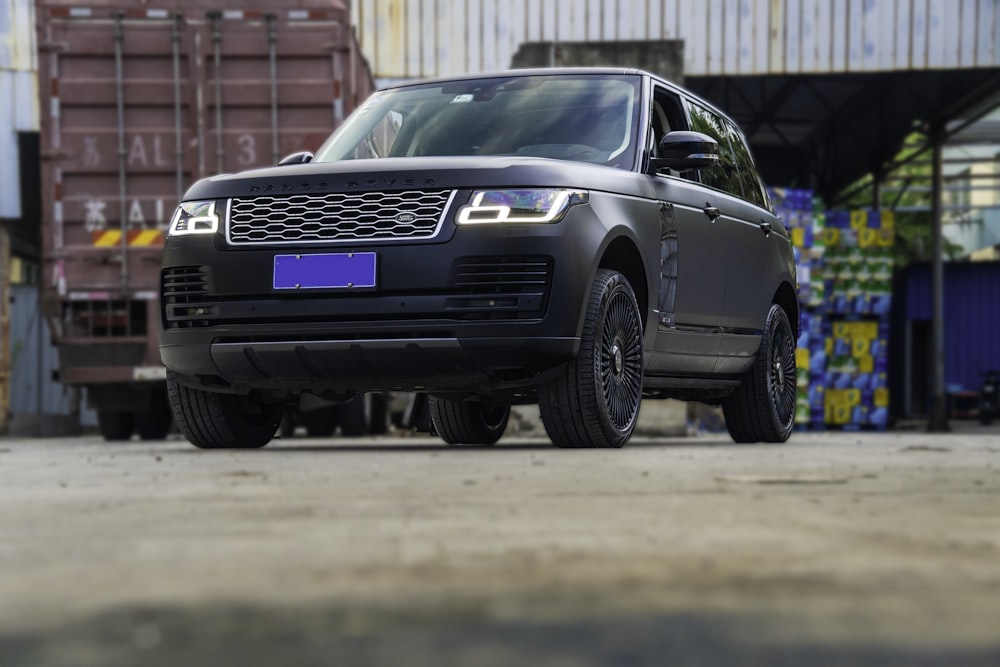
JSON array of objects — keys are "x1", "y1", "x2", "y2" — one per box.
[
  {"x1": 352, "y1": 0, "x2": 1000, "y2": 84},
  {"x1": 0, "y1": 0, "x2": 39, "y2": 220}
]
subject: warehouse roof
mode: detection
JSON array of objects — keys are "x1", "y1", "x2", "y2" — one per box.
[{"x1": 687, "y1": 68, "x2": 1000, "y2": 203}]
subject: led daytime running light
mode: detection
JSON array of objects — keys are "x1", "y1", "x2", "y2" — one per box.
[
  {"x1": 456, "y1": 189, "x2": 586, "y2": 224},
  {"x1": 168, "y1": 200, "x2": 220, "y2": 236}
]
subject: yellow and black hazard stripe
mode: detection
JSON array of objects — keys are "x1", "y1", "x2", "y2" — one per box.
[{"x1": 92, "y1": 229, "x2": 164, "y2": 247}]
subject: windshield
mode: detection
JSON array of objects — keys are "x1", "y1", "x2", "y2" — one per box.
[{"x1": 313, "y1": 74, "x2": 642, "y2": 168}]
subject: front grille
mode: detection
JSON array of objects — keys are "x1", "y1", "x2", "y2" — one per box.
[
  {"x1": 159, "y1": 257, "x2": 553, "y2": 329},
  {"x1": 162, "y1": 266, "x2": 214, "y2": 329},
  {"x1": 227, "y1": 190, "x2": 455, "y2": 245},
  {"x1": 446, "y1": 256, "x2": 553, "y2": 320},
  {"x1": 162, "y1": 266, "x2": 210, "y2": 302},
  {"x1": 452, "y1": 256, "x2": 553, "y2": 294}
]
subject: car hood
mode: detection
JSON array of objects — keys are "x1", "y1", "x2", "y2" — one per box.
[{"x1": 181, "y1": 156, "x2": 656, "y2": 201}]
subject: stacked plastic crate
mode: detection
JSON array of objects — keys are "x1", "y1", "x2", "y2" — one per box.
[{"x1": 771, "y1": 189, "x2": 893, "y2": 430}]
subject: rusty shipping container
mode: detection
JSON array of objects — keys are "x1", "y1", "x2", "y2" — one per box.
[{"x1": 36, "y1": 0, "x2": 374, "y2": 439}]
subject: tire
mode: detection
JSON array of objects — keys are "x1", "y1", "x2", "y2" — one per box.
[
  {"x1": 135, "y1": 387, "x2": 172, "y2": 441},
  {"x1": 368, "y1": 393, "x2": 389, "y2": 436},
  {"x1": 723, "y1": 303, "x2": 796, "y2": 443},
  {"x1": 279, "y1": 415, "x2": 296, "y2": 438},
  {"x1": 429, "y1": 397, "x2": 510, "y2": 445},
  {"x1": 166, "y1": 371, "x2": 282, "y2": 449},
  {"x1": 338, "y1": 395, "x2": 369, "y2": 437},
  {"x1": 539, "y1": 269, "x2": 643, "y2": 448},
  {"x1": 300, "y1": 407, "x2": 337, "y2": 438},
  {"x1": 97, "y1": 410, "x2": 134, "y2": 442}
]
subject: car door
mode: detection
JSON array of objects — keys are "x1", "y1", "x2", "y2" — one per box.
[
  {"x1": 682, "y1": 99, "x2": 777, "y2": 374},
  {"x1": 645, "y1": 86, "x2": 726, "y2": 374},
  {"x1": 715, "y1": 119, "x2": 781, "y2": 334}
]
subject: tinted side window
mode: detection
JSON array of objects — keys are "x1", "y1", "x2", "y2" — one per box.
[
  {"x1": 648, "y1": 86, "x2": 687, "y2": 159},
  {"x1": 685, "y1": 101, "x2": 741, "y2": 199},
  {"x1": 725, "y1": 120, "x2": 769, "y2": 209}
]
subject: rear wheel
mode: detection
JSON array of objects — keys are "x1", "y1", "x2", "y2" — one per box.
[
  {"x1": 723, "y1": 303, "x2": 796, "y2": 443},
  {"x1": 539, "y1": 269, "x2": 643, "y2": 448},
  {"x1": 429, "y1": 397, "x2": 509, "y2": 445},
  {"x1": 97, "y1": 410, "x2": 134, "y2": 442},
  {"x1": 166, "y1": 371, "x2": 282, "y2": 449}
]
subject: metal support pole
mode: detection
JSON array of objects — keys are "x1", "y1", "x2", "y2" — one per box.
[
  {"x1": 114, "y1": 12, "x2": 130, "y2": 294},
  {"x1": 211, "y1": 13, "x2": 224, "y2": 174},
  {"x1": 267, "y1": 14, "x2": 280, "y2": 165},
  {"x1": 928, "y1": 122, "x2": 950, "y2": 432},
  {"x1": 171, "y1": 13, "x2": 185, "y2": 199},
  {"x1": 0, "y1": 226, "x2": 10, "y2": 433}
]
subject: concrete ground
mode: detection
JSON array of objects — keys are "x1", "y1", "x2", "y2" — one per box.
[{"x1": 1, "y1": 421, "x2": 999, "y2": 666}]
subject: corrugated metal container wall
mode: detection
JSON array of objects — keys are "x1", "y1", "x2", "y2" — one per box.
[
  {"x1": 352, "y1": 0, "x2": 1000, "y2": 83},
  {"x1": 35, "y1": 1, "x2": 374, "y2": 388},
  {"x1": 39, "y1": 0, "x2": 373, "y2": 297},
  {"x1": 905, "y1": 262, "x2": 1000, "y2": 393},
  {"x1": 7, "y1": 285, "x2": 77, "y2": 416},
  {"x1": 1, "y1": 0, "x2": 39, "y2": 220}
]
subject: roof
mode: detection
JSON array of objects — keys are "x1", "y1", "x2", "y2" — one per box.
[{"x1": 688, "y1": 68, "x2": 1000, "y2": 203}]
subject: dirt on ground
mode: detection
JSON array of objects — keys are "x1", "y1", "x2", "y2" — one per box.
[{"x1": 1, "y1": 423, "x2": 998, "y2": 666}]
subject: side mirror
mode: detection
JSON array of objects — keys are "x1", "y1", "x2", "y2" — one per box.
[
  {"x1": 278, "y1": 151, "x2": 314, "y2": 166},
  {"x1": 648, "y1": 131, "x2": 719, "y2": 174}
]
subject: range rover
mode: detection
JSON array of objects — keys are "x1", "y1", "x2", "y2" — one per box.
[{"x1": 160, "y1": 68, "x2": 797, "y2": 449}]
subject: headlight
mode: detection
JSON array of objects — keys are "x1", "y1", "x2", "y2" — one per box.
[
  {"x1": 168, "y1": 200, "x2": 220, "y2": 236},
  {"x1": 456, "y1": 189, "x2": 588, "y2": 224}
]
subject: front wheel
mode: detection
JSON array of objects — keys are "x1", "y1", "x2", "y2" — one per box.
[
  {"x1": 166, "y1": 371, "x2": 282, "y2": 449},
  {"x1": 97, "y1": 410, "x2": 134, "y2": 442},
  {"x1": 539, "y1": 269, "x2": 643, "y2": 448},
  {"x1": 723, "y1": 304, "x2": 796, "y2": 443},
  {"x1": 429, "y1": 397, "x2": 509, "y2": 445}
]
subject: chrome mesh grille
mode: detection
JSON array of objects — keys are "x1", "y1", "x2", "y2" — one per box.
[{"x1": 226, "y1": 190, "x2": 454, "y2": 245}]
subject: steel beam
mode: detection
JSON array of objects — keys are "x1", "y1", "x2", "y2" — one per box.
[{"x1": 928, "y1": 123, "x2": 950, "y2": 433}]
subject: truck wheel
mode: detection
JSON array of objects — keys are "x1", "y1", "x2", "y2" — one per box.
[
  {"x1": 299, "y1": 407, "x2": 337, "y2": 438},
  {"x1": 539, "y1": 269, "x2": 643, "y2": 448},
  {"x1": 369, "y1": 393, "x2": 389, "y2": 435},
  {"x1": 97, "y1": 410, "x2": 134, "y2": 441},
  {"x1": 338, "y1": 395, "x2": 369, "y2": 437},
  {"x1": 429, "y1": 397, "x2": 509, "y2": 445},
  {"x1": 135, "y1": 387, "x2": 172, "y2": 441},
  {"x1": 166, "y1": 371, "x2": 282, "y2": 449},
  {"x1": 723, "y1": 303, "x2": 796, "y2": 443}
]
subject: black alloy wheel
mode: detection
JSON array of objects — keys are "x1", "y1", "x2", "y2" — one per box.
[
  {"x1": 723, "y1": 303, "x2": 796, "y2": 443},
  {"x1": 540, "y1": 269, "x2": 643, "y2": 448}
]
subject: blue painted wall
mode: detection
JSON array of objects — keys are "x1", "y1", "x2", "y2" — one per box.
[{"x1": 902, "y1": 262, "x2": 1000, "y2": 393}]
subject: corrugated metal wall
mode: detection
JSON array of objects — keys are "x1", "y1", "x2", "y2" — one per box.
[
  {"x1": 904, "y1": 262, "x2": 1000, "y2": 393},
  {"x1": 352, "y1": 0, "x2": 1000, "y2": 83},
  {"x1": 7, "y1": 285, "x2": 83, "y2": 417},
  {"x1": 0, "y1": 0, "x2": 39, "y2": 220}
]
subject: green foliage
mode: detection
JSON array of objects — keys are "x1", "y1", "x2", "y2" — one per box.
[{"x1": 837, "y1": 132, "x2": 963, "y2": 265}]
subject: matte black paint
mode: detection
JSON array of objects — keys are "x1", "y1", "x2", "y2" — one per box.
[{"x1": 160, "y1": 70, "x2": 796, "y2": 403}]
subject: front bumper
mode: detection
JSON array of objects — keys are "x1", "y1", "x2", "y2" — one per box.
[{"x1": 159, "y1": 205, "x2": 606, "y2": 395}]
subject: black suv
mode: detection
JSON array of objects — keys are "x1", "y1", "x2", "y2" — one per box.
[{"x1": 160, "y1": 68, "x2": 797, "y2": 449}]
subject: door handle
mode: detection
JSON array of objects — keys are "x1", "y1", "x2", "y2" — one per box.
[
  {"x1": 759, "y1": 221, "x2": 772, "y2": 237},
  {"x1": 703, "y1": 205, "x2": 721, "y2": 222}
]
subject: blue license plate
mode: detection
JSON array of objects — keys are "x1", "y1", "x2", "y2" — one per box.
[{"x1": 273, "y1": 252, "x2": 377, "y2": 290}]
